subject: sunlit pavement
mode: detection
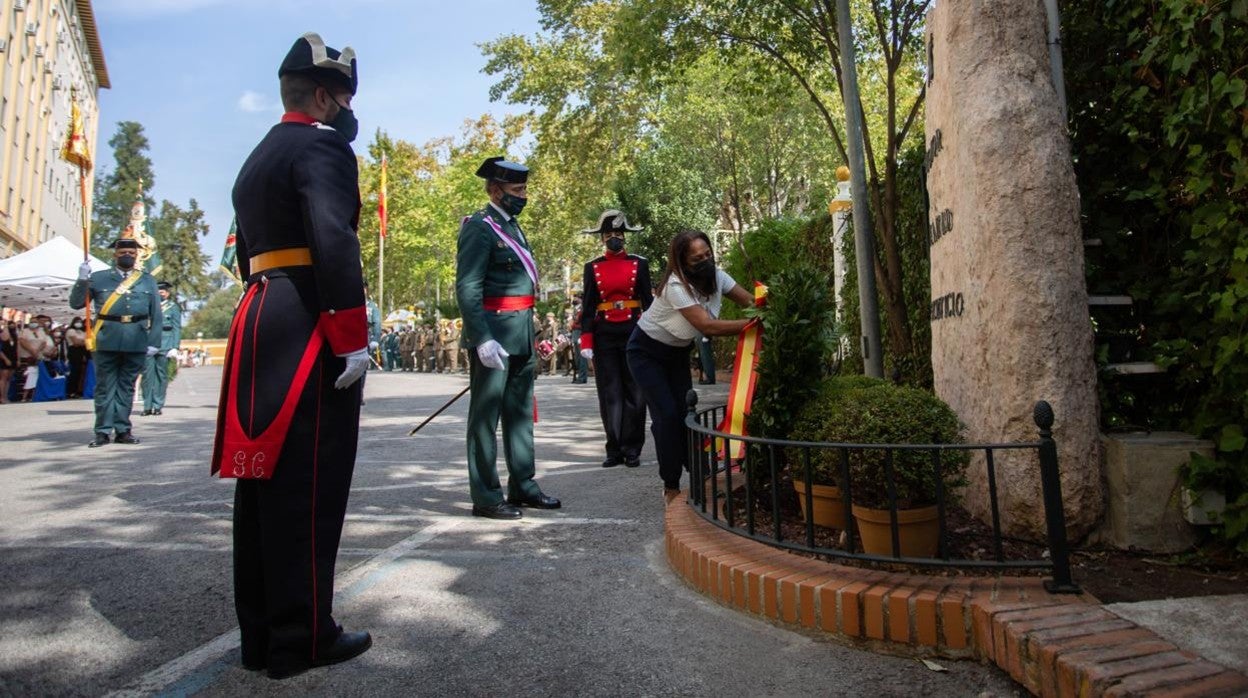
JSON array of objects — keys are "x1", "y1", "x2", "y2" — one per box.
[{"x1": 0, "y1": 367, "x2": 1021, "y2": 696}]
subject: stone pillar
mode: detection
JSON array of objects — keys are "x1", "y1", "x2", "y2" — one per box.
[
  {"x1": 924, "y1": 0, "x2": 1102, "y2": 539},
  {"x1": 827, "y1": 166, "x2": 852, "y2": 324}
]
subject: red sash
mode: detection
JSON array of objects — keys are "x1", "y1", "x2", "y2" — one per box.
[
  {"x1": 212, "y1": 282, "x2": 325, "y2": 479},
  {"x1": 483, "y1": 295, "x2": 535, "y2": 311}
]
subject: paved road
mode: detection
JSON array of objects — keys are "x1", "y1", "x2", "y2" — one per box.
[{"x1": 0, "y1": 366, "x2": 1020, "y2": 697}]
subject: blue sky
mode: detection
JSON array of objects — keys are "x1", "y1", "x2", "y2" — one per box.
[{"x1": 94, "y1": 0, "x2": 541, "y2": 263}]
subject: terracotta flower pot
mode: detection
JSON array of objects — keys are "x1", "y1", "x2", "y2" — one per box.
[
  {"x1": 851, "y1": 504, "x2": 940, "y2": 558},
  {"x1": 792, "y1": 480, "x2": 849, "y2": 529}
]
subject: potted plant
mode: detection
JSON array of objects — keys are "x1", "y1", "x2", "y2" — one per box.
[{"x1": 790, "y1": 378, "x2": 968, "y2": 556}]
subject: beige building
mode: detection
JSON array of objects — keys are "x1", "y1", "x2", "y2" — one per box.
[{"x1": 0, "y1": 0, "x2": 108, "y2": 258}]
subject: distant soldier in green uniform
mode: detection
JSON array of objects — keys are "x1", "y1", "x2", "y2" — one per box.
[
  {"x1": 364, "y1": 279, "x2": 382, "y2": 369},
  {"x1": 381, "y1": 327, "x2": 399, "y2": 371},
  {"x1": 141, "y1": 281, "x2": 182, "y2": 415},
  {"x1": 70, "y1": 237, "x2": 161, "y2": 447},
  {"x1": 456, "y1": 156, "x2": 561, "y2": 519}
]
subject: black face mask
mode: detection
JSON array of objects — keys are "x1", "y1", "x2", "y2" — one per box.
[
  {"x1": 686, "y1": 257, "x2": 715, "y2": 283},
  {"x1": 116, "y1": 254, "x2": 136, "y2": 270},
  {"x1": 328, "y1": 101, "x2": 358, "y2": 143},
  {"x1": 500, "y1": 192, "x2": 527, "y2": 217},
  {"x1": 605, "y1": 237, "x2": 624, "y2": 252}
]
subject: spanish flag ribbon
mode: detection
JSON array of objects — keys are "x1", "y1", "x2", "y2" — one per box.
[
  {"x1": 378, "y1": 154, "x2": 388, "y2": 239},
  {"x1": 61, "y1": 99, "x2": 93, "y2": 171},
  {"x1": 713, "y1": 282, "x2": 768, "y2": 460}
]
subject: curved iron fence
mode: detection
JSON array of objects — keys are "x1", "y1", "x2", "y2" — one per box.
[{"x1": 683, "y1": 392, "x2": 1080, "y2": 593}]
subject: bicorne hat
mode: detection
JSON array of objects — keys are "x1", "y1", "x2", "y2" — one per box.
[
  {"x1": 279, "y1": 32, "x2": 358, "y2": 96},
  {"x1": 475, "y1": 156, "x2": 529, "y2": 184},
  {"x1": 582, "y1": 209, "x2": 643, "y2": 235}
]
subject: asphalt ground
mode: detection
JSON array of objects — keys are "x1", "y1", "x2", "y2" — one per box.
[{"x1": 0, "y1": 365, "x2": 1021, "y2": 697}]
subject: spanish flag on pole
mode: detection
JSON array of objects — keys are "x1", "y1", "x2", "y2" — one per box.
[{"x1": 377, "y1": 154, "x2": 388, "y2": 239}]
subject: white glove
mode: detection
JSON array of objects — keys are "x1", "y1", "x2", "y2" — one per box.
[
  {"x1": 581, "y1": 348, "x2": 594, "y2": 360},
  {"x1": 476, "y1": 339, "x2": 509, "y2": 371},
  {"x1": 78, "y1": 262, "x2": 92, "y2": 280},
  {"x1": 334, "y1": 348, "x2": 370, "y2": 389},
  {"x1": 145, "y1": 346, "x2": 159, "y2": 357},
  {"x1": 369, "y1": 341, "x2": 380, "y2": 351},
  {"x1": 166, "y1": 349, "x2": 178, "y2": 359}
]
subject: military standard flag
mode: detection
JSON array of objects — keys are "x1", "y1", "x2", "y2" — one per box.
[{"x1": 61, "y1": 99, "x2": 93, "y2": 171}]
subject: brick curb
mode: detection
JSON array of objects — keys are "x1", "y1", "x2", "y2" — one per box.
[{"x1": 665, "y1": 500, "x2": 1248, "y2": 697}]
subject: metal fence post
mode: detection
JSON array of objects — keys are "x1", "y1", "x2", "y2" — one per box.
[
  {"x1": 1034, "y1": 401, "x2": 1081, "y2": 594},
  {"x1": 686, "y1": 390, "x2": 700, "y2": 508}
]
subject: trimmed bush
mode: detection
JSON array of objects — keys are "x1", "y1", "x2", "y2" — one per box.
[{"x1": 788, "y1": 379, "x2": 968, "y2": 509}]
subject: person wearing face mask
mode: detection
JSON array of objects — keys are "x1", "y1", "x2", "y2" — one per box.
[
  {"x1": 140, "y1": 281, "x2": 181, "y2": 415},
  {"x1": 455, "y1": 156, "x2": 561, "y2": 520},
  {"x1": 626, "y1": 229, "x2": 755, "y2": 503},
  {"x1": 70, "y1": 236, "x2": 161, "y2": 444},
  {"x1": 578, "y1": 210, "x2": 654, "y2": 469},
  {"x1": 65, "y1": 316, "x2": 90, "y2": 398},
  {"x1": 212, "y1": 32, "x2": 372, "y2": 680}
]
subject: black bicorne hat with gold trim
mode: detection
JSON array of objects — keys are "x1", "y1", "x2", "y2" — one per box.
[
  {"x1": 279, "y1": 32, "x2": 358, "y2": 96},
  {"x1": 475, "y1": 156, "x2": 529, "y2": 184},
  {"x1": 582, "y1": 209, "x2": 643, "y2": 235}
]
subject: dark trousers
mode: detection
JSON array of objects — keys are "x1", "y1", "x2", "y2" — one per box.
[
  {"x1": 92, "y1": 350, "x2": 145, "y2": 435},
  {"x1": 466, "y1": 350, "x2": 542, "y2": 507},
  {"x1": 591, "y1": 326, "x2": 646, "y2": 461},
  {"x1": 626, "y1": 328, "x2": 693, "y2": 488},
  {"x1": 68, "y1": 346, "x2": 89, "y2": 396}
]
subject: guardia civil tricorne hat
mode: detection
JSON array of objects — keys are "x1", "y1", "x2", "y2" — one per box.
[
  {"x1": 582, "y1": 209, "x2": 643, "y2": 235},
  {"x1": 475, "y1": 156, "x2": 529, "y2": 184},
  {"x1": 107, "y1": 237, "x2": 140, "y2": 250},
  {"x1": 279, "y1": 32, "x2": 358, "y2": 96},
  {"x1": 157, "y1": 281, "x2": 174, "y2": 291}
]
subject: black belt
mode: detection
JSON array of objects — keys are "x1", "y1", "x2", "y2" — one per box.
[
  {"x1": 162, "y1": 326, "x2": 174, "y2": 331},
  {"x1": 99, "y1": 313, "x2": 149, "y2": 323}
]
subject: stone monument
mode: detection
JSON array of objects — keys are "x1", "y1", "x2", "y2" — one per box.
[{"x1": 924, "y1": 0, "x2": 1102, "y2": 539}]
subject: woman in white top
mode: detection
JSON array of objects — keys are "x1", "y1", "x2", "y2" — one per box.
[{"x1": 626, "y1": 229, "x2": 754, "y2": 502}]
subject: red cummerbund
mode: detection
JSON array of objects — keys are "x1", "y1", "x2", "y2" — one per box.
[{"x1": 483, "y1": 295, "x2": 535, "y2": 311}]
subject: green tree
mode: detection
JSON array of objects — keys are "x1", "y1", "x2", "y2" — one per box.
[
  {"x1": 148, "y1": 199, "x2": 214, "y2": 303},
  {"x1": 91, "y1": 121, "x2": 155, "y2": 254},
  {"x1": 184, "y1": 286, "x2": 241, "y2": 339}
]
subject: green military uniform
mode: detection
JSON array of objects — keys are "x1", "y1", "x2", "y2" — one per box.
[
  {"x1": 365, "y1": 297, "x2": 382, "y2": 369},
  {"x1": 457, "y1": 204, "x2": 542, "y2": 508},
  {"x1": 142, "y1": 286, "x2": 182, "y2": 413},
  {"x1": 69, "y1": 252, "x2": 161, "y2": 444}
]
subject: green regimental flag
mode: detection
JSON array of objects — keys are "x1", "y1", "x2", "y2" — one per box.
[{"x1": 220, "y1": 220, "x2": 242, "y2": 286}]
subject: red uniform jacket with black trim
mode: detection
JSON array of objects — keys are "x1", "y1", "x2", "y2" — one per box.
[
  {"x1": 211, "y1": 112, "x2": 366, "y2": 479},
  {"x1": 578, "y1": 250, "x2": 653, "y2": 350}
]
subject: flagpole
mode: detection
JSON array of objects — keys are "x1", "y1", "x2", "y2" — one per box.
[
  {"x1": 378, "y1": 154, "x2": 387, "y2": 318},
  {"x1": 78, "y1": 163, "x2": 92, "y2": 339}
]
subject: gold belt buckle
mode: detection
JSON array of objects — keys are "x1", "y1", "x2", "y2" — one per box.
[
  {"x1": 613, "y1": 300, "x2": 625, "y2": 309},
  {"x1": 120, "y1": 314, "x2": 133, "y2": 322}
]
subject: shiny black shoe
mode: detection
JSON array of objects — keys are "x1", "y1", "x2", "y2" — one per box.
[
  {"x1": 87, "y1": 433, "x2": 109, "y2": 448},
  {"x1": 623, "y1": 455, "x2": 641, "y2": 468},
  {"x1": 471, "y1": 502, "x2": 523, "y2": 520},
  {"x1": 114, "y1": 432, "x2": 141, "y2": 445},
  {"x1": 140, "y1": 409, "x2": 152, "y2": 416},
  {"x1": 152, "y1": 408, "x2": 162, "y2": 416},
  {"x1": 267, "y1": 630, "x2": 372, "y2": 680},
  {"x1": 507, "y1": 493, "x2": 562, "y2": 510},
  {"x1": 601, "y1": 456, "x2": 622, "y2": 468}
]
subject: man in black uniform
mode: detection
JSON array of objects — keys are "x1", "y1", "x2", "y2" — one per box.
[
  {"x1": 578, "y1": 210, "x2": 653, "y2": 468},
  {"x1": 211, "y1": 32, "x2": 371, "y2": 680}
]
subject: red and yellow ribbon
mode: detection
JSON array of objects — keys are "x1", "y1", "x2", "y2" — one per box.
[{"x1": 713, "y1": 282, "x2": 768, "y2": 460}]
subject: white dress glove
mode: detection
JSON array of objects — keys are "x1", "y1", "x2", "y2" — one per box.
[
  {"x1": 78, "y1": 262, "x2": 92, "y2": 280},
  {"x1": 335, "y1": 347, "x2": 370, "y2": 389},
  {"x1": 166, "y1": 349, "x2": 178, "y2": 359},
  {"x1": 580, "y1": 348, "x2": 594, "y2": 360},
  {"x1": 368, "y1": 341, "x2": 380, "y2": 351},
  {"x1": 476, "y1": 339, "x2": 509, "y2": 371},
  {"x1": 145, "y1": 346, "x2": 160, "y2": 357}
]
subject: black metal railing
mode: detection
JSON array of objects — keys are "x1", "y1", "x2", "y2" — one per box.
[{"x1": 683, "y1": 392, "x2": 1080, "y2": 593}]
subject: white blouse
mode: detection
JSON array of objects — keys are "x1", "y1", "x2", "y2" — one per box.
[{"x1": 636, "y1": 268, "x2": 738, "y2": 346}]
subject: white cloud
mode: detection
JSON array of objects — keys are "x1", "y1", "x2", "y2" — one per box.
[{"x1": 237, "y1": 91, "x2": 279, "y2": 113}]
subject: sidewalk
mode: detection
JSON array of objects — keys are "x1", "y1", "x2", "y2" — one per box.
[{"x1": 0, "y1": 367, "x2": 1024, "y2": 696}]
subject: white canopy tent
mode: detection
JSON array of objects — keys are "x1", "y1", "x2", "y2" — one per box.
[{"x1": 0, "y1": 236, "x2": 109, "y2": 322}]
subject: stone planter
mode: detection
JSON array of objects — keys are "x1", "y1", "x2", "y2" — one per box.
[
  {"x1": 1181, "y1": 488, "x2": 1227, "y2": 526},
  {"x1": 852, "y1": 504, "x2": 940, "y2": 558},
  {"x1": 792, "y1": 480, "x2": 848, "y2": 529}
]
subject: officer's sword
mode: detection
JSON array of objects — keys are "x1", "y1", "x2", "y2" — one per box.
[{"x1": 408, "y1": 385, "x2": 471, "y2": 436}]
